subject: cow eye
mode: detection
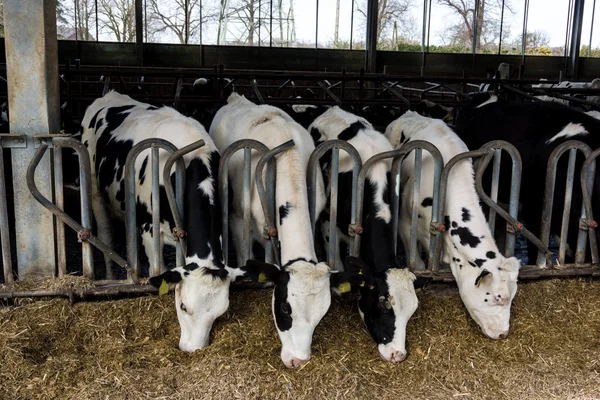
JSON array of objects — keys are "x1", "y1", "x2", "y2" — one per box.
[
  {"x1": 280, "y1": 302, "x2": 291, "y2": 315},
  {"x1": 180, "y1": 303, "x2": 187, "y2": 313}
]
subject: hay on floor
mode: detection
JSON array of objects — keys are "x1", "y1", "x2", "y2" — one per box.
[{"x1": 0, "y1": 278, "x2": 599, "y2": 400}]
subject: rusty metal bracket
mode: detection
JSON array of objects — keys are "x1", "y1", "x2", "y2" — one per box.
[
  {"x1": 0, "y1": 134, "x2": 27, "y2": 148},
  {"x1": 33, "y1": 134, "x2": 73, "y2": 148}
]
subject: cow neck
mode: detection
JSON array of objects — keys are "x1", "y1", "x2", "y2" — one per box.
[
  {"x1": 183, "y1": 152, "x2": 224, "y2": 269},
  {"x1": 274, "y1": 152, "x2": 317, "y2": 266}
]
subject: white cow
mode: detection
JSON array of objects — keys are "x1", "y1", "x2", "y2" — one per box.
[
  {"x1": 81, "y1": 91, "x2": 239, "y2": 353},
  {"x1": 210, "y1": 93, "x2": 358, "y2": 368},
  {"x1": 308, "y1": 107, "x2": 418, "y2": 363},
  {"x1": 386, "y1": 111, "x2": 521, "y2": 340}
]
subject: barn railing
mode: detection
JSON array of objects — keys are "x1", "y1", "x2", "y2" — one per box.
[
  {"x1": 1, "y1": 134, "x2": 599, "y2": 299},
  {"x1": 307, "y1": 140, "x2": 362, "y2": 270},
  {"x1": 218, "y1": 139, "x2": 280, "y2": 267}
]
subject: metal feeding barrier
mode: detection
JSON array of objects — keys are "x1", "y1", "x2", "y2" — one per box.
[
  {"x1": 307, "y1": 140, "x2": 362, "y2": 270},
  {"x1": 0, "y1": 129, "x2": 599, "y2": 300}
]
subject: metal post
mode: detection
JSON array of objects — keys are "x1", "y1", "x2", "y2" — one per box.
[
  {"x1": 472, "y1": 0, "x2": 480, "y2": 54},
  {"x1": 589, "y1": 0, "x2": 597, "y2": 56},
  {"x1": 522, "y1": 0, "x2": 530, "y2": 56},
  {"x1": 0, "y1": 145, "x2": 13, "y2": 285},
  {"x1": 568, "y1": 0, "x2": 586, "y2": 79},
  {"x1": 4, "y1": 0, "x2": 59, "y2": 280},
  {"x1": 365, "y1": 0, "x2": 378, "y2": 72},
  {"x1": 53, "y1": 147, "x2": 67, "y2": 278},
  {"x1": 498, "y1": 0, "x2": 505, "y2": 54},
  {"x1": 136, "y1": 0, "x2": 143, "y2": 65}
]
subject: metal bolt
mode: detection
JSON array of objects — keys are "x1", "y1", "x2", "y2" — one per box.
[
  {"x1": 268, "y1": 227, "x2": 277, "y2": 237},
  {"x1": 78, "y1": 230, "x2": 91, "y2": 241},
  {"x1": 590, "y1": 221, "x2": 598, "y2": 229},
  {"x1": 355, "y1": 226, "x2": 364, "y2": 235},
  {"x1": 175, "y1": 228, "x2": 186, "y2": 239},
  {"x1": 515, "y1": 223, "x2": 524, "y2": 231},
  {"x1": 437, "y1": 224, "x2": 445, "y2": 232}
]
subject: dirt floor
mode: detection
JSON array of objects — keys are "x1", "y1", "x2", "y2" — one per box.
[{"x1": 0, "y1": 278, "x2": 599, "y2": 400}]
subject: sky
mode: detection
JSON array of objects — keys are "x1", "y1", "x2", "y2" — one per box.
[{"x1": 91, "y1": 0, "x2": 600, "y2": 52}]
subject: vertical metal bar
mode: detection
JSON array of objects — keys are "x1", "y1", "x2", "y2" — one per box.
[
  {"x1": 579, "y1": 149, "x2": 598, "y2": 264},
  {"x1": 522, "y1": 0, "x2": 530, "y2": 56},
  {"x1": 328, "y1": 149, "x2": 339, "y2": 269},
  {"x1": 365, "y1": 0, "x2": 378, "y2": 72},
  {"x1": 427, "y1": 0, "x2": 432, "y2": 52},
  {"x1": 472, "y1": 0, "x2": 480, "y2": 54},
  {"x1": 243, "y1": 148, "x2": 252, "y2": 265},
  {"x1": 175, "y1": 157, "x2": 185, "y2": 268},
  {"x1": 269, "y1": 0, "x2": 273, "y2": 47},
  {"x1": 5, "y1": 0, "x2": 59, "y2": 280},
  {"x1": 428, "y1": 148, "x2": 443, "y2": 271},
  {"x1": 199, "y1": 0, "x2": 203, "y2": 45},
  {"x1": 589, "y1": 0, "x2": 597, "y2": 57},
  {"x1": 145, "y1": 0, "x2": 147, "y2": 42},
  {"x1": 498, "y1": 0, "x2": 505, "y2": 54},
  {"x1": 53, "y1": 147, "x2": 67, "y2": 278},
  {"x1": 74, "y1": 0, "x2": 78, "y2": 41},
  {"x1": 421, "y1": 0, "x2": 427, "y2": 52},
  {"x1": 488, "y1": 149, "x2": 502, "y2": 236},
  {"x1": 565, "y1": 0, "x2": 574, "y2": 58},
  {"x1": 505, "y1": 148, "x2": 522, "y2": 257},
  {"x1": 264, "y1": 159, "x2": 276, "y2": 264},
  {"x1": 569, "y1": 0, "x2": 586, "y2": 79},
  {"x1": 0, "y1": 146, "x2": 13, "y2": 285},
  {"x1": 409, "y1": 149, "x2": 422, "y2": 270},
  {"x1": 95, "y1": 0, "x2": 99, "y2": 41},
  {"x1": 391, "y1": 158, "x2": 402, "y2": 257},
  {"x1": 151, "y1": 147, "x2": 161, "y2": 277},
  {"x1": 349, "y1": 148, "x2": 360, "y2": 257},
  {"x1": 315, "y1": 0, "x2": 319, "y2": 49},
  {"x1": 350, "y1": 0, "x2": 355, "y2": 50},
  {"x1": 185, "y1": 0, "x2": 190, "y2": 44},
  {"x1": 136, "y1": 0, "x2": 143, "y2": 64},
  {"x1": 78, "y1": 144, "x2": 94, "y2": 281},
  {"x1": 558, "y1": 148, "x2": 577, "y2": 264}
]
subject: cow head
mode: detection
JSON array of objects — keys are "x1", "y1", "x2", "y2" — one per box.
[
  {"x1": 243, "y1": 259, "x2": 360, "y2": 368},
  {"x1": 149, "y1": 264, "x2": 242, "y2": 352},
  {"x1": 345, "y1": 257, "x2": 418, "y2": 363},
  {"x1": 453, "y1": 256, "x2": 520, "y2": 340}
]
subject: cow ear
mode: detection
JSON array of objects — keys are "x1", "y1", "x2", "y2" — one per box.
[
  {"x1": 241, "y1": 260, "x2": 281, "y2": 283},
  {"x1": 329, "y1": 271, "x2": 368, "y2": 294},
  {"x1": 149, "y1": 268, "x2": 185, "y2": 295},
  {"x1": 344, "y1": 256, "x2": 371, "y2": 276},
  {"x1": 475, "y1": 269, "x2": 492, "y2": 287}
]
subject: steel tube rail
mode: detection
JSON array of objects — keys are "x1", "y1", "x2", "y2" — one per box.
[
  {"x1": 125, "y1": 139, "x2": 182, "y2": 281},
  {"x1": 218, "y1": 140, "x2": 270, "y2": 267},
  {"x1": 537, "y1": 141, "x2": 592, "y2": 267},
  {"x1": 487, "y1": 149, "x2": 502, "y2": 236},
  {"x1": 580, "y1": 147, "x2": 599, "y2": 265},
  {"x1": 0, "y1": 145, "x2": 12, "y2": 285},
  {"x1": 53, "y1": 147, "x2": 67, "y2": 278},
  {"x1": 255, "y1": 140, "x2": 295, "y2": 268},
  {"x1": 473, "y1": 143, "x2": 553, "y2": 265},
  {"x1": 162, "y1": 140, "x2": 205, "y2": 268},
  {"x1": 478, "y1": 140, "x2": 522, "y2": 256},
  {"x1": 307, "y1": 140, "x2": 362, "y2": 268},
  {"x1": 243, "y1": 148, "x2": 253, "y2": 264},
  {"x1": 409, "y1": 149, "x2": 423, "y2": 269},
  {"x1": 353, "y1": 141, "x2": 443, "y2": 271},
  {"x1": 151, "y1": 147, "x2": 161, "y2": 277},
  {"x1": 558, "y1": 148, "x2": 578, "y2": 264},
  {"x1": 27, "y1": 138, "x2": 132, "y2": 279},
  {"x1": 328, "y1": 149, "x2": 340, "y2": 267},
  {"x1": 316, "y1": 80, "x2": 342, "y2": 106},
  {"x1": 381, "y1": 82, "x2": 412, "y2": 108}
]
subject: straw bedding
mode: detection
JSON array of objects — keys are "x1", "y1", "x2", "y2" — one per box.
[{"x1": 1, "y1": 278, "x2": 599, "y2": 400}]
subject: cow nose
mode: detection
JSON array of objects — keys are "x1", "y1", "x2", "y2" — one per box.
[
  {"x1": 389, "y1": 350, "x2": 407, "y2": 363},
  {"x1": 287, "y1": 357, "x2": 309, "y2": 368},
  {"x1": 497, "y1": 330, "x2": 509, "y2": 340}
]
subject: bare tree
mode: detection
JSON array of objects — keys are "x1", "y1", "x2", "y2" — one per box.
[
  {"x1": 60, "y1": 0, "x2": 97, "y2": 40},
  {"x1": 0, "y1": 1, "x2": 4, "y2": 37},
  {"x1": 98, "y1": 0, "x2": 136, "y2": 42},
  {"x1": 357, "y1": 0, "x2": 415, "y2": 44},
  {"x1": 437, "y1": 0, "x2": 513, "y2": 52},
  {"x1": 147, "y1": 0, "x2": 219, "y2": 44},
  {"x1": 218, "y1": 0, "x2": 270, "y2": 45}
]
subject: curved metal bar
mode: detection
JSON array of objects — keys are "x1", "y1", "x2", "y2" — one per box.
[
  {"x1": 477, "y1": 140, "x2": 522, "y2": 257},
  {"x1": 381, "y1": 82, "x2": 412, "y2": 109},
  {"x1": 255, "y1": 140, "x2": 296, "y2": 268},
  {"x1": 580, "y1": 147, "x2": 599, "y2": 265},
  {"x1": 472, "y1": 142, "x2": 555, "y2": 267},
  {"x1": 125, "y1": 138, "x2": 180, "y2": 280},
  {"x1": 163, "y1": 140, "x2": 205, "y2": 268},
  {"x1": 353, "y1": 140, "x2": 443, "y2": 272},
  {"x1": 27, "y1": 138, "x2": 132, "y2": 280},
  {"x1": 218, "y1": 139, "x2": 270, "y2": 267},
  {"x1": 316, "y1": 80, "x2": 342, "y2": 106},
  {"x1": 537, "y1": 140, "x2": 592, "y2": 267},
  {"x1": 306, "y1": 140, "x2": 362, "y2": 269}
]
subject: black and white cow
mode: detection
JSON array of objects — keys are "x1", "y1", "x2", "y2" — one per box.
[
  {"x1": 308, "y1": 107, "x2": 418, "y2": 363},
  {"x1": 533, "y1": 78, "x2": 600, "y2": 108},
  {"x1": 185, "y1": 77, "x2": 235, "y2": 130},
  {"x1": 454, "y1": 94, "x2": 600, "y2": 265},
  {"x1": 81, "y1": 91, "x2": 239, "y2": 352},
  {"x1": 209, "y1": 93, "x2": 359, "y2": 368},
  {"x1": 386, "y1": 111, "x2": 521, "y2": 340}
]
